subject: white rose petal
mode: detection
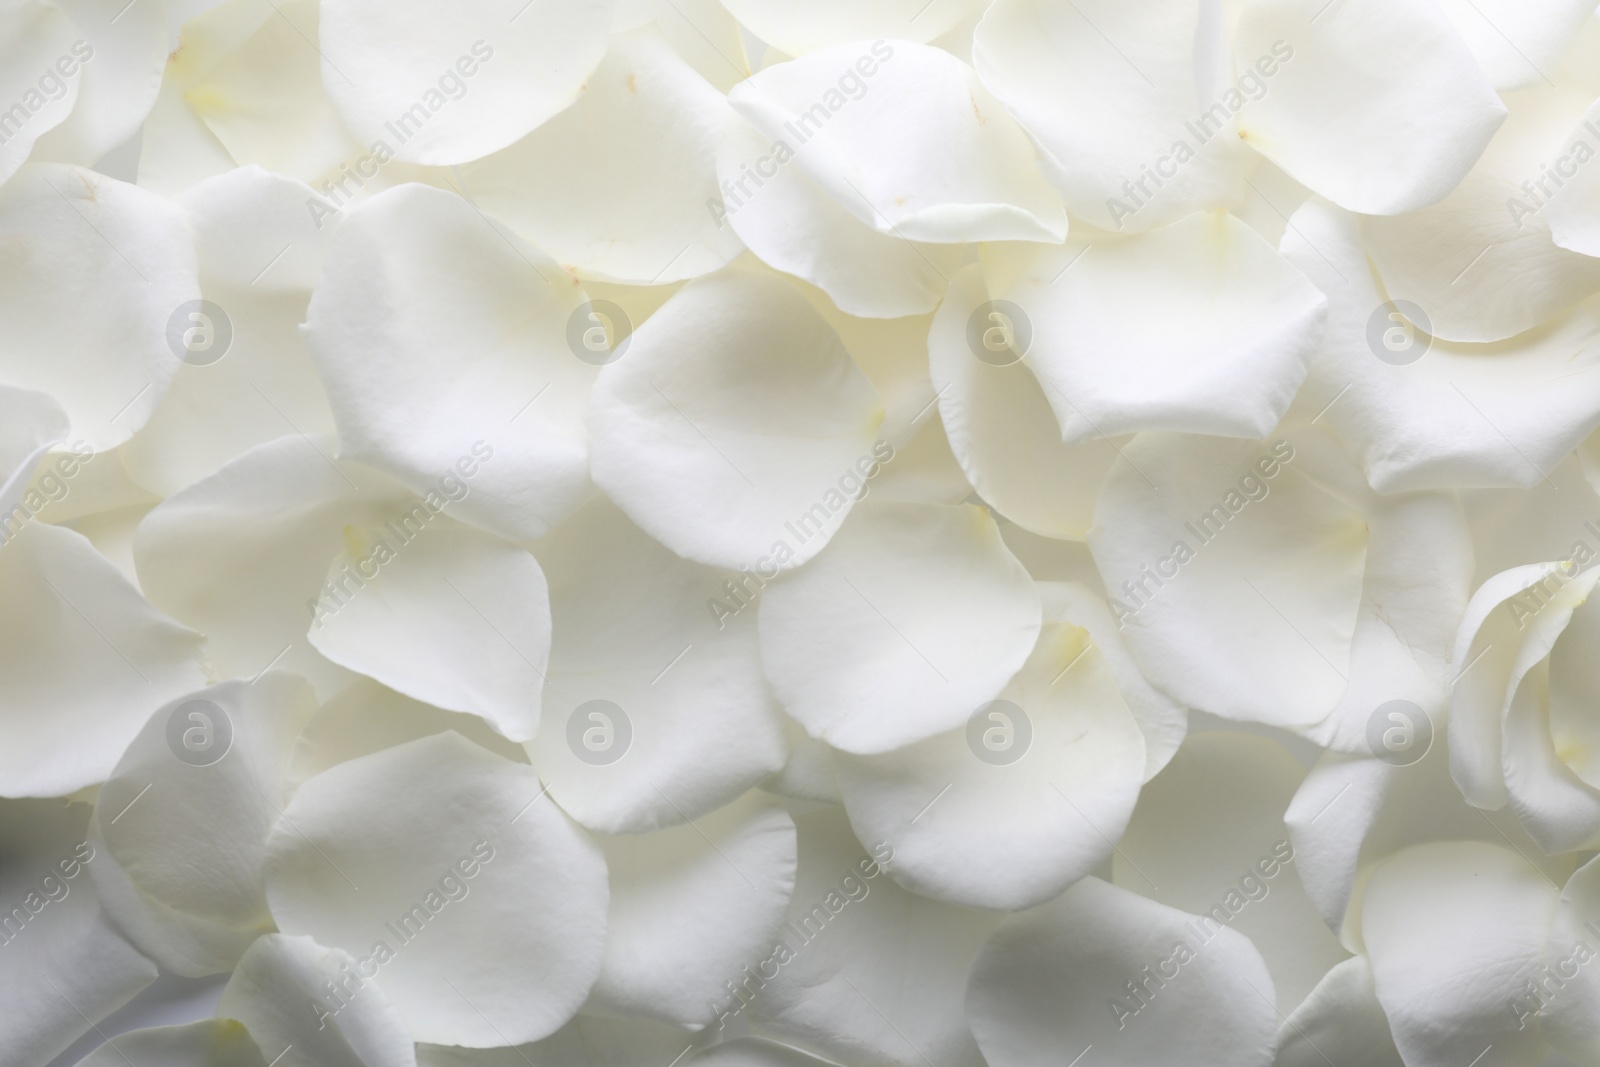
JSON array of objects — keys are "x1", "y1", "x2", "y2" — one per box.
[
  {"x1": 0, "y1": 521, "x2": 207, "y2": 797},
  {"x1": 759, "y1": 500, "x2": 1041, "y2": 754},
  {"x1": 460, "y1": 26, "x2": 744, "y2": 285},
  {"x1": 263, "y1": 732, "x2": 609, "y2": 1047},
  {"x1": 966, "y1": 875, "x2": 1278, "y2": 1067},
  {"x1": 318, "y1": 0, "x2": 611, "y2": 166},
  {"x1": 588, "y1": 265, "x2": 882, "y2": 571}
]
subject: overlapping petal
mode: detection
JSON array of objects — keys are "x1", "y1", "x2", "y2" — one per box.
[
  {"x1": 588, "y1": 792, "x2": 796, "y2": 1025},
  {"x1": 0, "y1": 521, "x2": 206, "y2": 797},
  {"x1": 0, "y1": 164, "x2": 198, "y2": 451},
  {"x1": 318, "y1": 0, "x2": 611, "y2": 166},
  {"x1": 717, "y1": 0, "x2": 985, "y2": 54},
  {"x1": 91, "y1": 675, "x2": 318, "y2": 975},
  {"x1": 303, "y1": 182, "x2": 595, "y2": 543},
  {"x1": 1090, "y1": 424, "x2": 1468, "y2": 747},
  {"x1": 526, "y1": 496, "x2": 788, "y2": 832},
  {"x1": 715, "y1": 116, "x2": 964, "y2": 316},
  {"x1": 263, "y1": 732, "x2": 609, "y2": 1047},
  {"x1": 759, "y1": 500, "x2": 1040, "y2": 753},
  {"x1": 742, "y1": 807, "x2": 998, "y2": 1067},
  {"x1": 966, "y1": 875, "x2": 1278, "y2": 1067},
  {"x1": 994, "y1": 214, "x2": 1326, "y2": 443},
  {"x1": 123, "y1": 165, "x2": 337, "y2": 497},
  {"x1": 307, "y1": 516, "x2": 550, "y2": 742},
  {"x1": 0, "y1": 0, "x2": 82, "y2": 187},
  {"x1": 1361, "y1": 88, "x2": 1600, "y2": 343},
  {"x1": 134, "y1": 433, "x2": 414, "y2": 695},
  {"x1": 217, "y1": 933, "x2": 416, "y2": 1067},
  {"x1": 0, "y1": 797, "x2": 158, "y2": 1066},
  {"x1": 588, "y1": 266, "x2": 882, "y2": 570},
  {"x1": 973, "y1": 0, "x2": 1251, "y2": 233},
  {"x1": 78, "y1": 1019, "x2": 271, "y2": 1067},
  {"x1": 1362, "y1": 841, "x2": 1559, "y2": 1067},
  {"x1": 31, "y1": 0, "x2": 166, "y2": 168},
  {"x1": 461, "y1": 27, "x2": 743, "y2": 284},
  {"x1": 1282, "y1": 196, "x2": 1600, "y2": 492},
  {"x1": 1234, "y1": 0, "x2": 1505, "y2": 215},
  {"x1": 729, "y1": 42, "x2": 1065, "y2": 244},
  {"x1": 928, "y1": 263, "x2": 1126, "y2": 540},
  {"x1": 1113, "y1": 732, "x2": 1349, "y2": 1013},
  {"x1": 832, "y1": 581, "x2": 1145, "y2": 910}
]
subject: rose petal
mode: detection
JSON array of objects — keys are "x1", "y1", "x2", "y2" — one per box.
[
  {"x1": 217, "y1": 934, "x2": 417, "y2": 1067},
  {"x1": 758, "y1": 500, "x2": 1041, "y2": 754},
  {"x1": 526, "y1": 496, "x2": 788, "y2": 832},
  {"x1": 833, "y1": 582, "x2": 1145, "y2": 910},
  {"x1": 460, "y1": 27, "x2": 743, "y2": 284},
  {"x1": 263, "y1": 732, "x2": 608, "y2": 1046},
  {"x1": 1273, "y1": 957, "x2": 1403, "y2": 1067},
  {"x1": 973, "y1": 0, "x2": 1252, "y2": 233},
  {"x1": 1362, "y1": 841, "x2": 1556, "y2": 1067},
  {"x1": 0, "y1": 797, "x2": 157, "y2": 1066},
  {"x1": 91, "y1": 675, "x2": 318, "y2": 976},
  {"x1": 0, "y1": 164, "x2": 198, "y2": 451},
  {"x1": 928, "y1": 263, "x2": 1123, "y2": 540},
  {"x1": 31, "y1": 0, "x2": 166, "y2": 166},
  {"x1": 78, "y1": 1019, "x2": 270, "y2": 1067},
  {"x1": 123, "y1": 165, "x2": 338, "y2": 497},
  {"x1": 0, "y1": 1, "x2": 82, "y2": 186},
  {"x1": 717, "y1": 0, "x2": 985, "y2": 55},
  {"x1": 1234, "y1": 0, "x2": 1505, "y2": 215},
  {"x1": 1003, "y1": 214, "x2": 1326, "y2": 443},
  {"x1": 134, "y1": 434, "x2": 413, "y2": 696},
  {"x1": 1113, "y1": 732, "x2": 1349, "y2": 1013},
  {"x1": 743, "y1": 807, "x2": 998, "y2": 1067},
  {"x1": 728, "y1": 42, "x2": 1066, "y2": 244},
  {"x1": 587, "y1": 265, "x2": 882, "y2": 571},
  {"x1": 1434, "y1": 0, "x2": 1597, "y2": 90},
  {"x1": 308, "y1": 516, "x2": 551, "y2": 742},
  {"x1": 1361, "y1": 87, "x2": 1600, "y2": 343},
  {"x1": 1281, "y1": 196, "x2": 1600, "y2": 492},
  {"x1": 716, "y1": 114, "x2": 965, "y2": 317},
  {"x1": 588, "y1": 791, "x2": 796, "y2": 1025},
  {"x1": 288, "y1": 678, "x2": 528, "y2": 787},
  {"x1": 303, "y1": 183, "x2": 595, "y2": 543},
  {"x1": 966, "y1": 876, "x2": 1278, "y2": 1067},
  {"x1": 0, "y1": 521, "x2": 207, "y2": 797},
  {"x1": 319, "y1": 0, "x2": 611, "y2": 165}
]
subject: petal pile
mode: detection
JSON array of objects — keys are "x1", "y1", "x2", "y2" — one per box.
[{"x1": 6, "y1": 4, "x2": 1600, "y2": 1067}]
